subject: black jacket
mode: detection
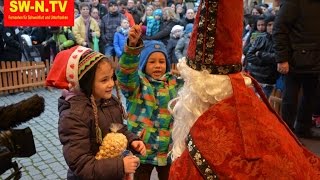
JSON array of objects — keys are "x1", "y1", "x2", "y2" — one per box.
[
  {"x1": 273, "y1": 0, "x2": 320, "y2": 74},
  {"x1": 179, "y1": 17, "x2": 194, "y2": 28},
  {"x1": 127, "y1": 7, "x2": 142, "y2": 24},
  {"x1": 0, "y1": 13, "x2": 22, "y2": 61},
  {"x1": 175, "y1": 33, "x2": 190, "y2": 60},
  {"x1": 246, "y1": 34, "x2": 279, "y2": 84},
  {"x1": 166, "y1": 35, "x2": 179, "y2": 64}
]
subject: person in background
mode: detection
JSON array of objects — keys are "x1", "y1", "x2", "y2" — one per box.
[
  {"x1": 100, "y1": 0, "x2": 125, "y2": 59},
  {"x1": 114, "y1": 19, "x2": 130, "y2": 59},
  {"x1": 245, "y1": 15, "x2": 279, "y2": 98},
  {"x1": 175, "y1": 4, "x2": 184, "y2": 20},
  {"x1": 141, "y1": 4, "x2": 154, "y2": 26},
  {"x1": 91, "y1": 0, "x2": 108, "y2": 18},
  {"x1": 260, "y1": 3, "x2": 269, "y2": 15},
  {"x1": 100, "y1": 0, "x2": 109, "y2": 7},
  {"x1": 170, "y1": 3, "x2": 176, "y2": 13},
  {"x1": 42, "y1": 27, "x2": 76, "y2": 58},
  {"x1": 146, "y1": 9, "x2": 162, "y2": 37},
  {"x1": 243, "y1": 16, "x2": 266, "y2": 55},
  {"x1": 273, "y1": 0, "x2": 320, "y2": 138},
  {"x1": 251, "y1": 5, "x2": 263, "y2": 16},
  {"x1": 167, "y1": 25, "x2": 184, "y2": 71},
  {"x1": 242, "y1": 14, "x2": 255, "y2": 46},
  {"x1": 127, "y1": 0, "x2": 143, "y2": 25},
  {"x1": 73, "y1": 2, "x2": 100, "y2": 48},
  {"x1": 91, "y1": 7, "x2": 101, "y2": 26},
  {"x1": 0, "y1": 28, "x2": 22, "y2": 61},
  {"x1": 74, "y1": 8, "x2": 80, "y2": 19},
  {"x1": 118, "y1": 0, "x2": 135, "y2": 27},
  {"x1": 0, "y1": 2, "x2": 22, "y2": 61},
  {"x1": 175, "y1": 23, "x2": 193, "y2": 61},
  {"x1": 179, "y1": 8, "x2": 194, "y2": 28},
  {"x1": 135, "y1": 0, "x2": 145, "y2": 20},
  {"x1": 144, "y1": 7, "x2": 180, "y2": 46},
  {"x1": 153, "y1": 0, "x2": 162, "y2": 9}
]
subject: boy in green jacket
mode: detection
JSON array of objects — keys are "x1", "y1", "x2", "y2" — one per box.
[{"x1": 116, "y1": 24, "x2": 183, "y2": 180}]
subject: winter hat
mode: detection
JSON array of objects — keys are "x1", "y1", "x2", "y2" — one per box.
[
  {"x1": 184, "y1": 23, "x2": 193, "y2": 34},
  {"x1": 108, "y1": 0, "x2": 117, "y2": 7},
  {"x1": 264, "y1": 14, "x2": 275, "y2": 24},
  {"x1": 153, "y1": 9, "x2": 163, "y2": 17},
  {"x1": 139, "y1": 40, "x2": 170, "y2": 73},
  {"x1": 186, "y1": 0, "x2": 243, "y2": 74},
  {"x1": 46, "y1": 46, "x2": 106, "y2": 91},
  {"x1": 171, "y1": 25, "x2": 184, "y2": 33}
]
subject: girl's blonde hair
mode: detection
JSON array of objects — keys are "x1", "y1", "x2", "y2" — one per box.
[
  {"x1": 162, "y1": 7, "x2": 177, "y2": 20},
  {"x1": 141, "y1": 5, "x2": 154, "y2": 23},
  {"x1": 146, "y1": 4, "x2": 154, "y2": 13}
]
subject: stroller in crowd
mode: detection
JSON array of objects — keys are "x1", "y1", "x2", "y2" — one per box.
[{"x1": 18, "y1": 27, "x2": 45, "y2": 62}]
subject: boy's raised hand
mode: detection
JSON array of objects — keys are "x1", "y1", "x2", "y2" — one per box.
[{"x1": 128, "y1": 23, "x2": 142, "y2": 47}]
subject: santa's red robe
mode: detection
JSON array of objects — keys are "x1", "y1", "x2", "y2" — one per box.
[{"x1": 169, "y1": 74, "x2": 320, "y2": 179}]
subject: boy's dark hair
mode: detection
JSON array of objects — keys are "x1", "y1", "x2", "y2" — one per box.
[
  {"x1": 264, "y1": 15, "x2": 275, "y2": 24},
  {"x1": 119, "y1": 0, "x2": 128, "y2": 6},
  {"x1": 253, "y1": 16, "x2": 265, "y2": 31},
  {"x1": 108, "y1": 0, "x2": 117, "y2": 7},
  {"x1": 252, "y1": 5, "x2": 263, "y2": 15},
  {"x1": 261, "y1": 3, "x2": 269, "y2": 8}
]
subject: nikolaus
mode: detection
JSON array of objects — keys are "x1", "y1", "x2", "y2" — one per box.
[{"x1": 168, "y1": 0, "x2": 320, "y2": 179}]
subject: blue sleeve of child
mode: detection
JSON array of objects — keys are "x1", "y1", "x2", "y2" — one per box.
[{"x1": 113, "y1": 32, "x2": 122, "y2": 58}]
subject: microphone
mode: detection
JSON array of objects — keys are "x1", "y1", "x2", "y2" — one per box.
[{"x1": 0, "y1": 95, "x2": 45, "y2": 130}]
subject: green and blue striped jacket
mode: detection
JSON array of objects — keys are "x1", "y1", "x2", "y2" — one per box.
[{"x1": 117, "y1": 52, "x2": 183, "y2": 166}]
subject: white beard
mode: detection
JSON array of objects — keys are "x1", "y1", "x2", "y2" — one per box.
[
  {"x1": 169, "y1": 59, "x2": 252, "y2": 161},
  {"x1": 169, "y1": 86, "x2": 211, "y2": 161}
]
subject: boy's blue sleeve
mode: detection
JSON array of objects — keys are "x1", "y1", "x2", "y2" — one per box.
[{"x1": 114, "y1": 33, "x2": 124, "y2": 58}]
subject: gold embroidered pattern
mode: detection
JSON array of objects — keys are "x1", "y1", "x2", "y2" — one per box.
[
  {"x1": 187, "y1": 60, "x2": 242, "y2": 75},
  {"x1": 187, "y1": 134, "x2": 218, "y2": 180}
]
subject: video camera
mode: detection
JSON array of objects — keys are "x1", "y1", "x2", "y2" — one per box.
[{"x1": 0, "y1": 95, "x2": 45, "y2": 179}]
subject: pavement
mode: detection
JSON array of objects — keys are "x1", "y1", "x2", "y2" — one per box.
[
  {"x1": 1, "y1": 89, "x2": 67, "y2": 180},
  {"x1": 0, "y1": 88, "x2": 320, "y2": 180}
]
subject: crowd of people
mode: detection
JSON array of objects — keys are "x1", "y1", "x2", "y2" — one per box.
[
  {"x1": 242, "y1": 1, "x2": 320, "y2": 133},
  {"x1": 1, "y1": 0, "x2": 320, "y2": 179},
  {"x1": 0, "y1": 0, "x2": 198, "y2": 69}
]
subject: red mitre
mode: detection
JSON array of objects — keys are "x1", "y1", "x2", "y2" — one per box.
[{"x1": 186, "y1": 0, "x2": 243, "y2": 74}]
